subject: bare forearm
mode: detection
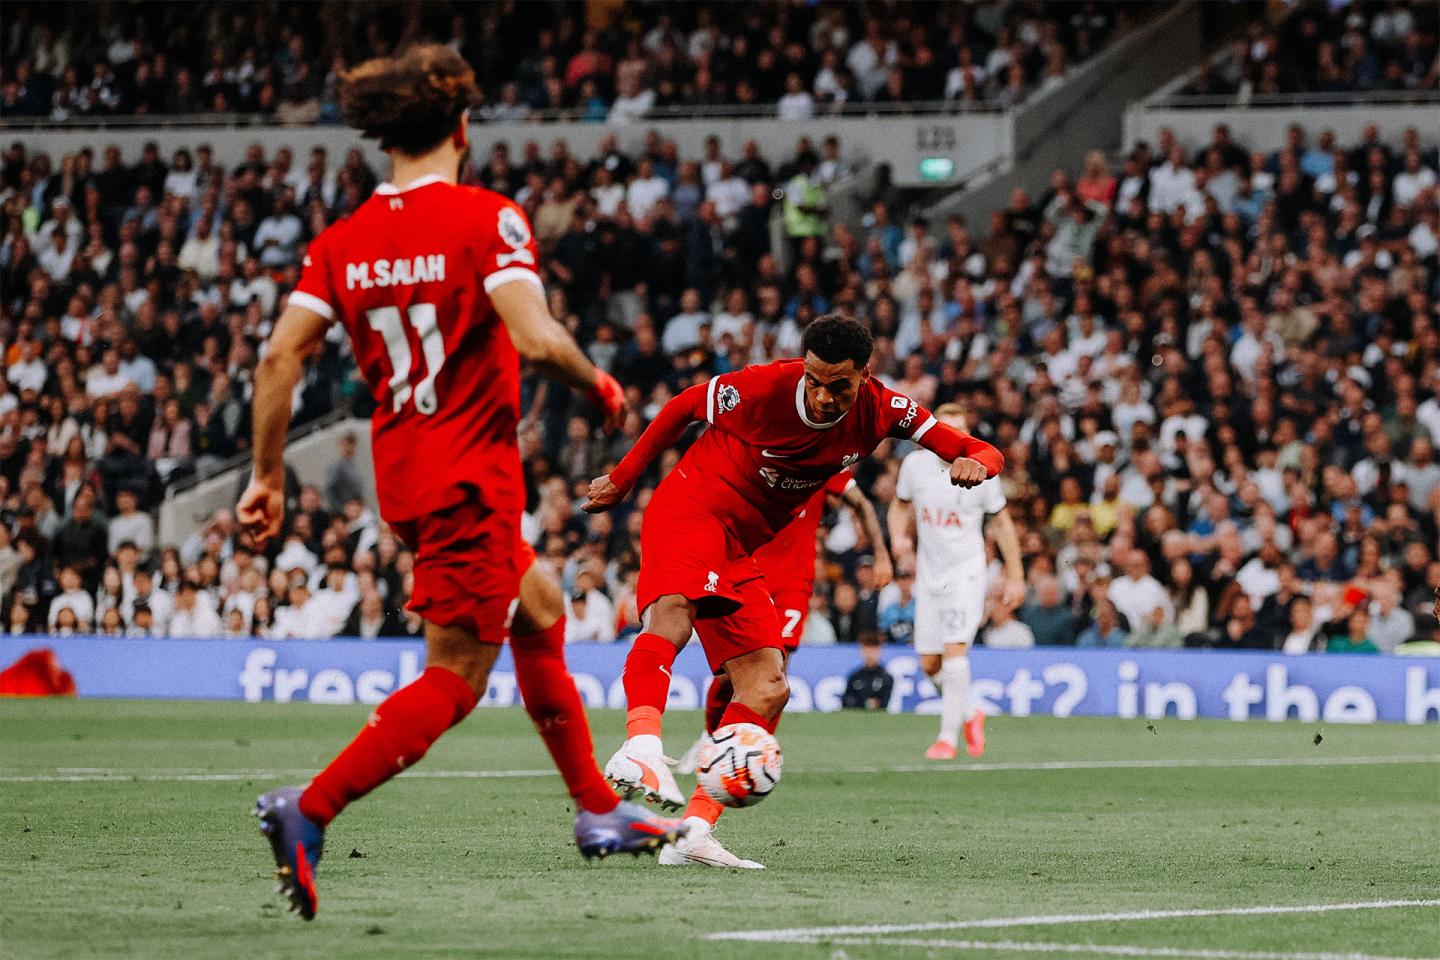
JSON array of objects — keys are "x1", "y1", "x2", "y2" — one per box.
[
  {"x1": 991, "y1": 508, "x2": 1024, "y2": 580},
  {"x1": 251, "y1": 352, "x2": 301, "y2": 482},
  {"x1": 848, "y1": 489, "x2": 888, "y2": 555},
  {"x1": 609, "y1": 383, "x2": 705, "y2": 492},
  {"x1": 529, "y1": 326, "x2": 599, "y2": 394},
  {"x1": 888, "y1": 499, "x2": 915, "y2": 548}
]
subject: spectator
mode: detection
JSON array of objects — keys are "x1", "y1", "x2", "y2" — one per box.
[
  {"x1": 106, "y1": 491, "x2": 155, "y2": 559},
  {"x1": 47, "y1": 566, "x2": 94, "y2": 631},
  {"x1": 1325, "y1": 607, "x2": 1381, "y2": 655},
  {"x1": 1077, "y1": 599, "x2": 1128, "y2": 648},
  {"x1": 564, "y1": 571, "x2": 617, "y2": 643},
  {"x1": 324, "y1": 433, "x2": 365, "y2": 513},
  {"x1": 342, "y1": 588, "x2": 407, "y2": 640},
  {"x1": 1019, "y1": 574, "x2": 1079, "y2": 646},
  {"x1": 841, "y1": 636, "x2": 893, "y2": 710},
  {"x1": 167, "y1": 581, "x2": 223, "y2": 637},
  {"x1": 1108, "y1": 551, "x2": 1173, "y2": 630},
  {"x1": 981, "y1": 583, "x2": 1036, "y2": 649}
]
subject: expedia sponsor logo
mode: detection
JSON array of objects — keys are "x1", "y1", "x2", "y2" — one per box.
[{"x1": 898, "y1": 400, "x2": 919, "y2": 429}]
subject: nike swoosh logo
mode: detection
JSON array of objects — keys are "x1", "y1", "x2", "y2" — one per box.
[
  {"x1": 659, "y1": 665, "x2": 671, "y2": 678},
  {"x1": 760, "y1": 449, "x2": 790, "y2": 459}
]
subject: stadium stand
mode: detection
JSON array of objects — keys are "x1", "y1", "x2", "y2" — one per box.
[
  {"x1": 1183, "y1": 1, "x2": 1439, "y2": 101},
  {"x1": 4, "y1": 116, "x2": 1437, "y2": 652},
  {"x1": 1, "y1": 6, "x2": 1437, "y2": 654},
  {"x1": 2, "y1": 1, "x2": 1144, "y2": 121}
]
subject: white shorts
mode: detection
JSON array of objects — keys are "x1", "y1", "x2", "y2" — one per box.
[{"x1": 913, "y1": 576, "x2": 986, "y2": 655}]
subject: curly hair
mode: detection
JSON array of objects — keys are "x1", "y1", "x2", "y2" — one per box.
[
  {"x1": 801, "y1": 314, "x2": 874, "y2": 367},
  {"x1": 339, "y1": 44, "x2": 478, "y2": 156}
]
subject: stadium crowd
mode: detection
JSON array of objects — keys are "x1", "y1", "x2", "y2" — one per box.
[
  {"x1": 1184, "y1": 1, "x2": 1439, "y2": 100},
  {"x1": 2, "y1": 107, "x2": 1439, "y2": 652},
  {"x1": 1, "y1": 1, "x2": 1137, "y2": 122}
]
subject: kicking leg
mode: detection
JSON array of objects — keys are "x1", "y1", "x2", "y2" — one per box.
[
  {"x1": 937, "y1": 642, "x2": 983, "y2": 758},
  {"x1": 605, "y1": 595, "x2": 693, "y2": 809}
]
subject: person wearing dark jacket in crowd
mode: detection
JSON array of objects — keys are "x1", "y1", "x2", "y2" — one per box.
[{"x1": 842, "y1": 636, "x2": 894, "y2": 710}]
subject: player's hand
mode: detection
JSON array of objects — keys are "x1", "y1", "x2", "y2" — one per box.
[
  {"x1": 1001, "y1": 576, "x2": 1027, "y2": 609},
  {"x1": 949, "y1": 457, "x2": 987, "y2": 488},
  {"x1": 237, "y1": 476, "x2": 285, "y2": 549},
  {"x1": 586, "y1": 370, "x2": 627, "y2": 433},
  {"x1": 583, "y1": 474, "x2": 622, "y2": 513},
  {"x1": 873, "y1": 551, "x2": 894, "y2": 589}
]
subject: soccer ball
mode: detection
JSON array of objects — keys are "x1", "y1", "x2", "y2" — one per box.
[{"x1": 695, "y1": 723, "x2": 783, "y2": 808}]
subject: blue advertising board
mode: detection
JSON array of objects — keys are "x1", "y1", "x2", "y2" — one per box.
[{"x1": 2, "y1": 637, "x2": 1438, "y2": 724}]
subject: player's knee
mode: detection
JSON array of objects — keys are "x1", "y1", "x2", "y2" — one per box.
[
  {"x1": 919, "y1": 654, "x2": 942, "y2": 677},
  {"x1": 754, "y1": 670, "x2": 790, "y2": 716},
  {"x1": 644, "y1": 595, "x2": 695, "y2": 644}
]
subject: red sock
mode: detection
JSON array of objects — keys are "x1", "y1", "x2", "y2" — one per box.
[
  {"x1": 684, "y1": 785, "x2": 725, "y2": 825},
  {"x1": 718, "y1": 700, "x2": 778, "y2": 734},
  {"x1": 300, "y1": 666, "x2": 477, "y2": 827},
  {"x1": 512, "y1": 616, "x2": 619, "y2": 815},
  {"x1": 704, "y1": 676, "x2": 732, "y2": 733},
  {"x1": 623, "y1": 632, "x2": 677, "y2": 738}
]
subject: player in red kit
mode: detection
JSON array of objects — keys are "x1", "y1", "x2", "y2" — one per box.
[
  {"x1": 584, "y1": 314, "x2": 1002, "y2": 867},
  {"x1": 670, "y1": 469, "x2": 892, "y2": 866},
  {"x1": 236, "y1": 45, "x2": 680, "y2": 921}
]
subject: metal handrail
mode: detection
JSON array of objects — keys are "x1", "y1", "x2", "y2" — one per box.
[
  {"x1": 0, "y1": 98, "x2": 1010, "y2": 131},
  {"x1": 1144, "y1": 88, "x2": 1440, "y2": 110}
]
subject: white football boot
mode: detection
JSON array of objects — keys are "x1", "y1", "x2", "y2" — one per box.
[
  {"x1": 658, "y1": 817, "x2": 765, "y2": 869},
  {"x1": 674, "y1": 735, "x2": 706, "y2": 775},
  {"x1": 604, "y1": 734, "x2": 685, "y2": 810}
]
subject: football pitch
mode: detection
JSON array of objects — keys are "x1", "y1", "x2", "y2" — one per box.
[{"x1": 2, "y1": 700, "x2": 1437, "y2": 960}]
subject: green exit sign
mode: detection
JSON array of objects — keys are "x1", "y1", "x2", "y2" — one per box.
[{"x1": 919, "y1": 157, "x2": 955, "y2": 182}]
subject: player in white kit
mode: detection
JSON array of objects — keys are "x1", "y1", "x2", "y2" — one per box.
[{"x1": 889, "y1": 405, "x2": 1025, "y2": 759}]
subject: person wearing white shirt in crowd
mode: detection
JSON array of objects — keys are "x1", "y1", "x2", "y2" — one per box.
[
  {"x1": 37, "y1": 196, "x2": 82, "y2": 246},
  {"x1": 1108, "y1": 550, "x2": 1175, "y2": 629},
  {"x1": 608, "y1": 72, "x2": 655, "y2": 124},
  {"x1": 705, "y1": 160, "x2": 749, "y2": 226},
  {"x1": 253, "y1": 195, "x2": 304, "y2": 267},
  {"x1": 1368, "y1": 582, "x2": 1415, "y2": 654},
  {"x1": 38, "y1": 229, "x2": 77, "y2": 281},
  {"x1": 1394, "y1": 437, "x2": 1440, "y2": 513},
  {"x1": 1417, "y1": 369, "x2": 1440, "y2": 441},
  {"x1": 589, "y1": 166, "x2": 626, "y2": 218},
  {"x1": 981, "y1": 585, "x2": 1036, "y2": 650},
  {"x1": 776, "y1": 72, "x2": 815, "y2": 121},
  {"x1": 660, "y1": 288, "x2": 710, "y2": 354},
  {"x1": 167, "y1": 582, "x2": 223, "y2": 637},
  {"x1": 49, "y1": 567, "x2": 95, "y2": 632},
  {"x1": 308, "y1": 566, "x2": 359, "y2": 638},
  {"x1": 1235, "y1": 542, "x2": 1283, "y2": 609},
  {"x1": 178, "y1": 214, "x2": 220, "y2": 281},
  {"x1": 231, "y1": 257, "x2": 278, "y2": 314},
  {"x1": 122, "y1": 568, "x2": 173, "y2": 635},
  {"x1": 8, "y1": 340, "x2": 48, "y2": 395},
  {"x1": 564, "y1": 573, "x2": 617, "y2": 643},
  {"x1": 1392, "y1": 150, "x2": 1436, "y2": 208},
  {"x1": 272, "y1": 581, "x2": 330, "y2": 639},
  {"x1": 624, "y1": 158, "x2": 669, "y2": 220},
  {"x1": 710, "y1": 288, "x2": 753, "y2": 349},
  {"x1": 85, "y1": 349, "x2": 136, "y2": 399},
  {"x1": 107, "y1": 490, "x2": 155, "y2": 559},
  {"x1": 1148, "y1": 145, "x2": 1198, "y2": 214}
]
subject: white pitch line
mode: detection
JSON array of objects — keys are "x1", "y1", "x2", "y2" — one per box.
[
  {"x1": 705, "y1": 899, "x2": 1440, "y2": 942},
  {"x1": 1, "y1": 754, "x2": 1435, "y2": 784},
  {"x1": 811, "y1": 936, "x2": 1435, "y2": 960}
]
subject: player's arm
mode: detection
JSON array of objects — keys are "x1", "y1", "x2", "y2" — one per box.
[
  {"x1": 987, "y1": 506, "x2": 1026, "y2": 608},
  {"x1": 912, "y1": 417, "x2": 1004, "y2": 488},
  {"x1": 237, "y1": 303, "x2": 330, "y2": 547},
  {"x1": 583, "y1": 382, "x2": 707, "y2": 513},
  {"x1": 887, "y1": 493, "x2": 916, "y2": 570},
  {"x1": 490, "y1": 278, "x2": 624, "y2": 431},
  {"x1": 842, "y1": 483, "x2": 892, "y2": 589}
]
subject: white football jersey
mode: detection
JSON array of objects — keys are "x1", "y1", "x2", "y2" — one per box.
[{"x1": 895, "y1": 448, "x2": 1006, "y2": 586}]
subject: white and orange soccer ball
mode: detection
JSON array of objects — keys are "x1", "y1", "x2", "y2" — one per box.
[{"x1": 695, "y1": 723, "x2": 783, "y2": 808}]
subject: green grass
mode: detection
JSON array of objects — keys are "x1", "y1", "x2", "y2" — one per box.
[{"x1": 1, "y1": 700, "x2": 1437, "y2": 959}]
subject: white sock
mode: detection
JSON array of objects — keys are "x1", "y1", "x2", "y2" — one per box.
[{"x1": 938, "y1": 657, "x2": 971, "y2": 746}]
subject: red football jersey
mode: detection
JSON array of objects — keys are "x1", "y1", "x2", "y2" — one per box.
[
  {"x1": 684, "y1": 359, "x2": 937, "y2": 534},
  {"x1": 753, "y1": 469, "x2": 854, "y2": 590},
  {"x1": 290, "y1": 175, "x2": 541, "y2": 522}
]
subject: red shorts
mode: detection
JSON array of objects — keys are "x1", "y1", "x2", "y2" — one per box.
[
  {"x1": 639, "y1": 473, "x2": 784, "y2": 673},
  {"x1": 769, "y1": 585, "x2": 814, "y2": 651},
  {"x1": 390, "y1": 496, "x2": 521, "y2": 642}
]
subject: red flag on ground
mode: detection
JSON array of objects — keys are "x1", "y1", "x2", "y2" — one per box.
[{"x1": 0, "y1": 648, "x2": 78, "y2": 697}]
